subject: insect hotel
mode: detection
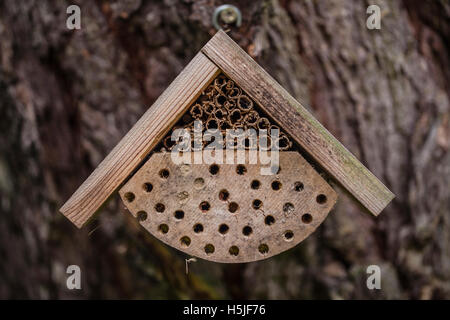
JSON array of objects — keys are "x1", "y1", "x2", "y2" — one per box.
[{"x1": 60, "y1": 31, "x2": 394, "y2": 263}]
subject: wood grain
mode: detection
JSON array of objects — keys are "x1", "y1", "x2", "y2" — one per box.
[
  {"x1": 60, "y1": 52, "x2": 220, "y2": 228},
  {"x1": 119, "y1": 151, "x2": 337, "y2": 263},
  {"x1": 202, "y1": 30, "x2": 394, "y2": 216}
]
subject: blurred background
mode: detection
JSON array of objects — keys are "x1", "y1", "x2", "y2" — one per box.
[{"x1": 0, "y1": 0, "x2": 449, "y2": 299}]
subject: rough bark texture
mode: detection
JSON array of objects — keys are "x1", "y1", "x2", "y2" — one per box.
[{"x1": 0, "y1": 0, "x2": 449, "y2": 299}]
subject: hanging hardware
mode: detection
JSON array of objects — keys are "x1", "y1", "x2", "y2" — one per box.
[{"x1": 212, "y1": 4, "x2": 242, "y2": 30}]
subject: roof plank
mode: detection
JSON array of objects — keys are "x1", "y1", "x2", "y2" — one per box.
[
  {"x1": 60, "y1": 52, "x2": 220, "y2": 227},
  {"x1": 202, "y1": 30, "x2": 394, "y2": 216}
]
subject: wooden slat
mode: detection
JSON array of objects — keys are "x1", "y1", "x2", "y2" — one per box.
[
  {"x1": 202, "y1": 30, "x2": 394, "y2": 216},
  {"x1": 60, "y1": 52, "x2": 220, "y2": 228}
]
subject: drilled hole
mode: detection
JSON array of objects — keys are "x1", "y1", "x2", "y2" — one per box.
[
  {"x1": 219, "y1": 189, "x2": 230, "y2": 201},
  {"x1": 124, "y1": 192, "x2": 135, "y2": 203},
  {"x1": 209, "y1": 164, "x2": 219, "y2": 175},
  {"x1": 194, "y1": 177, "x2": 205, "y2": 189},
  {"x1": 193, "y1": 223, "x2": 204, "y2": 233},
  {"x1": 294, "y1": 181, "x2": 304, "y2": 192},
  {"x1": 302, "y1": 213, "x2": 313, "y2": 224},
  {"x1": 316, "y1": 194, "x2": 327, "y2": 204},
  {"x1": 228, "y1": 202, "x2": 239, "y2": 213},
  {"x1": 159, "y1": 169, "x2": 170, "y2": 179},
  {"x1": 236, "y1": 164, "x2": 247, "y2": 175},
  {"x1": 155, "y1": 203, "x2": 165, "y2": 213},
  {"x1": 219, "y1": 224, "x2": 229, "y2": 234},
  {"x1": 204, "y1": 244, "x2": 215, "y2": 255},
  {"x1": 143, "y1": 183, "x2": 153, "y2": 193},
  {"x1": 252, "y1": 199, "x2": 262, "y2": 210},
  {"x1": 229, "y1": 246, "x2": 239, "y2": 256},
  {"x1": 158, "y1": 224, "x2": 169, "y2": 234},
  {"x1": 174, "y1": 210, "x2": 184, "y2": 220},
  {"x1": 180, "y1": 236, "x2": 191, "y2": 247},
  {"x1": 264, "y1": 215, "x2": 275, "y2": 226},
  {"x1": 284, "y1": 230, "x2": 294, "y2": 241},
  {"x1": 258, "y1": 243, "x2": 269, "y2": 255},
  {"x1": 251, "y1": 180, "x2": 261, "y2": 190},
  {"x1": 199, "y1": 201, "x2": 211, "y2": 212},
  {"x1": 271, "y1": 180, "x2": 282, "y2": 191},
  {"x1": 136, "y1": 211, "x2": 147, "y2": 222},
  {"x1": 283, "y1": 202, "x2": 294, "y2": 213},
  {"x1": 242, "y1": 226, "x2": 253, "y2": 236}
]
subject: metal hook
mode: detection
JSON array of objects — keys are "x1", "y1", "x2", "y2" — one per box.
[{"x1": 213, "y1": 4, "x2": 242, "y2": 30}]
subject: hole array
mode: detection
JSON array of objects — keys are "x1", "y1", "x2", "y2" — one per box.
[
  {"x1": 219, "y1": 224, "x2": 229, "y2": 234},
  {"x1": 209, "y1": 164, "x2": 219, "y2": 175},
  {"x1": 236, "y1": 164, "x2": 247, "y2": 175},
  {"x1": 124, "y1": 192, "x2": 135, "y2": 203},
  {"x1": 174, "y1": 210, "x2": 184, "y2": 220},
  {"x1": 137, "y1": 211, "x2": 147, "y2": 222},
  {"x1": 159, "y1": 169, "x2": 170, "y2": 179},
  {"x1": 228, "y1": 202, "x2": 239, "y2": 213},
  {"x1": 302, "y1": 213, "x2": 312, "y2": 224},
  {"x1": 251, "y1": 180, "x2": 261, "y2": 190},
  {"x1": 219, "y1": 189, "x2": 230, "y2": 201},
  {"x1": 193, "y1": 223, "x2": 204, "y2": 233},
  {"x1": 199, "y1": 201, "x2": 211, "y2": 212},
  {"x1": 132, "y1": 163, "x2": 320, "y2": 260},
  {"x1": 155, "y1": 203, "x2": 165, "y2": 213},
  {"x1": 143, "y1": 183, "x2": 153, "y2": 193},
  {"x1": 252, "y1": 199, "x2": 262, "y2": 210},
  {"x1": 264, "y1": 215, "x2": 275, "y2": 226},
  {"x1": 271, "y1": 180, "x2": 282, "y2": 191},
  {"x1": 316, "y1": 194, "x2": 327, "y2": 204},
  {"x1": 136, "y1": 173, "x2": 316, "y2": 260}
]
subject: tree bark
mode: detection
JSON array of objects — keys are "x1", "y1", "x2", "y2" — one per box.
[{"x1": 0, "y1": 0, "x2": 448, "y2": 299}]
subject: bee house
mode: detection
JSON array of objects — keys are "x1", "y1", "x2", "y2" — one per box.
[{"x1": 60, "y1": 31, "x2": 394, "y2": 263}]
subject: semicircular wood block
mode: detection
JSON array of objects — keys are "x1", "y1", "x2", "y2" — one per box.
[{"x1": 119, "y1": 151, "x2": 337, "y2": 263}]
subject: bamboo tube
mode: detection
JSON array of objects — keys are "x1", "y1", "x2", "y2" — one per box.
[
  {"x1": 206, "y1": 116, "x2": 220, "y2": 130},
  {"x1": 244, "y1": 110, "x2": 259, "y2": 127},
  {"x1": 202, "y1": 101, "x2": 215, "y2": 115},
  {"x1": 275, "y1": 134, "x2": 292, "y2": 151},
  {"x1": 228, "y1": 109, "x2": 242, "y2": 124},
  {"x1": 214, "y1": 108, "x2": 227, "y2": 120},
  {"x1": 190, "y1": 103, "x2": 203, "y2": 119},
  {"x1": 237, "y1": 95, "x2": 253, "y2": 112},
  {"x1": 257, "y1": 117, "x2": 270, "y2": 130}
]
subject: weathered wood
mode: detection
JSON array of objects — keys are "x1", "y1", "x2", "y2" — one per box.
[
  {"x1": 119, "y1": 151, "x2": 337, "y2": 263},
  {"x1": 201, "y1": 30, "x2": 394, "y2": 216},
  {"x1": 60, "y1": 52, "x2": 220, "y2": 227}
]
